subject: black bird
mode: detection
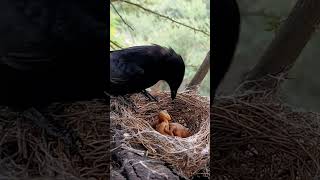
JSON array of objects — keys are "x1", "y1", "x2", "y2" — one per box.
[
  {"x1": 211, "y1": 0, "x2": 240, "y2": 101},
  {"x1": 0, "y1": 0, "x2": 107, "y2": 156},
  {"x1": 109, "y1": 45, "x2": 185, "y2": 103}
]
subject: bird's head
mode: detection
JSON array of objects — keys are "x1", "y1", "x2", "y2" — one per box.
[
  {"x1": 158, "y1": 110, "x2": 172, "y2": 122},
  {"x1": 161, "y1": 47, "x2": 185, "y2": 100}
]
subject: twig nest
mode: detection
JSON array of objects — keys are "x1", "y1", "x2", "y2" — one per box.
[
  {"x1": 212, "y1": 92, "x2": 320, "y2": 179},
  {"x1": 111, "y1": 91, "x2": 210, "y2": 178}
]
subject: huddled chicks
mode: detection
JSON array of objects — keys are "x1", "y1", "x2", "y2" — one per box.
[{"x1": 155, "y1": 110, "x2": 191, "y2": 138}]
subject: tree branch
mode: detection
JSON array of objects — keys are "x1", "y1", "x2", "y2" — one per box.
[
  {"x1": 110, "y1": 40, "x2": 123, "y2": 49},
  {"x1": 111, "y1": 2, "x2": 135, "y2": 31},
  {"x1": 244, "y1": 0, "x2": 320, "y2": 85},
  {"x1": 118, "y1": 0, "x2": 210, "y2": 37},
  {"x1": 187, "y1": 51, "x2": 210, "y2": 90}
]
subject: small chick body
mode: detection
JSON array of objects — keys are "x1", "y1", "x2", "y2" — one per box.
[
  {"x1": 169, "y1": 123, "x2": 191, "y2": 138},
  {"x1": 155, "y1": 110, "x2": 191, "y2": 138},
  {"x1": 155, "y1": 110, "x2": 173, "y2": 136},
  {"x1": 156, "y1": 121, "x2": 172, "y2": 136}
]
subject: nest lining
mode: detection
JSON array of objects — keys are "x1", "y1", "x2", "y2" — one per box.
[{"x1": 110, "y1": 91, "x2": 210, "y2": 178}]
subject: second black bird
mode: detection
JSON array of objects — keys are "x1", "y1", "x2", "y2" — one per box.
[{"x1": 109, "y1": 44, "x2": 185, "y2": 101}]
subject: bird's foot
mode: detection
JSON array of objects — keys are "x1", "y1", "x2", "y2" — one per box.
[
  {"x1": 141, "y1": 90, "x2": 158, "y2": 102},
  {"x1": 22, "y1": 107, "x2": 84, "y2": 162}
]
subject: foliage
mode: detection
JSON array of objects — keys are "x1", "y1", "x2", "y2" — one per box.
[{"x1": 110, "y1": 0, "x2": 210, "y2": 96}]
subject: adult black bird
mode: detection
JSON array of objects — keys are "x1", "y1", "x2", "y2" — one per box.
[
  {"x1": 0, "y1": 0, "x2": 107, "y2": 155},
  {"x1": 211, "y1": 0, "x2": 240, "y2": 101},
  {"x1": 109, "y1": 45, "x2": 185, "y2": 103}
]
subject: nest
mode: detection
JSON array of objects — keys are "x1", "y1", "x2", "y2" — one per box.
[
  {"x1": 110, "y1": 91, "x2": 210, "y2": 178},
  {"x1": 0, "y1": 100, "x2": 110, "y2": 179},
  {"x1": 212, "y1": 89, "x2": 320, "y2": 179},
  {"x1": 2, "y1": 73, "x2": 320, "y2": 179}
]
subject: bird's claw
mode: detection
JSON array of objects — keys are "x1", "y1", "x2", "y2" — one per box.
[{"x1": 141, "y1": 90, "x2": 158, "y2": 102}]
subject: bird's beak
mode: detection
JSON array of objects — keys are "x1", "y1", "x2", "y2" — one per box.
[{"x1": 171, "y1": 90, "x2": 177, "y2": 100}]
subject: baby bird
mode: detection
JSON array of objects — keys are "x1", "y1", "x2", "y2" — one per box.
[
  {"x1": 168, "y1": 123, "x2": 191, "y2": 138},
  {"x1": 155, "y1": 110, "x2": 173, "y2": 136},
  {"x1": 155, "y1": 110, "x2": 192, "y2": 138}
]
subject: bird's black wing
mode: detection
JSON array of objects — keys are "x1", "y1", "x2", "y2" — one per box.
[
  {"x1": 110, "y1": 58, "x2": 145, "y2": 86},
  {"x1": 0, "y1": 51, "x2": 56, "y2": 72},
  {"x1": 0, "y1": 0, "x2": 59, "y2": 72}
]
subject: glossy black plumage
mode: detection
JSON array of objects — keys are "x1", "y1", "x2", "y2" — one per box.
[
  {"x1": 0, "y1": 0, "x2": 107, "y2": 155},
  {"x1": 0, "y1": 0, "x2": 107, "y2": 108},
  {"x1": 211, "y1": 0, "x2": 240, "y2": 100},
  {"x1": 109, "y1": 45, "x2": 185, "y2": 100}
]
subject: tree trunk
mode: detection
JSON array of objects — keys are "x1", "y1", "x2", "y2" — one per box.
[
  {"x1": 245, "y1": 0, "x2": 320, "y2": 82},
  {"x1": 187, "y1": 51, "x2": 210, "y2": 90}
]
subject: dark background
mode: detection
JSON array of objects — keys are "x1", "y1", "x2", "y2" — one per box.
[{"x1": 220, "y1": 0, "x2": 320, "y2": 112}]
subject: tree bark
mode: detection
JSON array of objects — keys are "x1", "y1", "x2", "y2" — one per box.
[
  {"x1": 187, "y1": 51, "x2": 210, "y2": 90},
  {"x1": 245, "y1": 0, "x2": 320, "y2": 82}
]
